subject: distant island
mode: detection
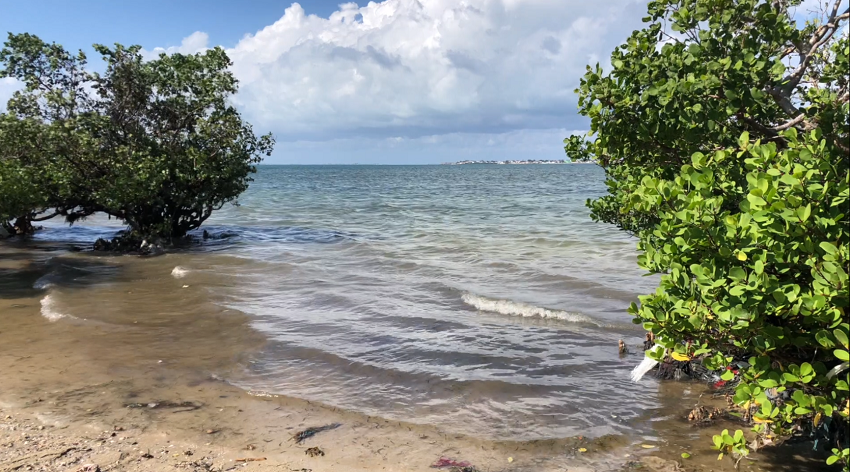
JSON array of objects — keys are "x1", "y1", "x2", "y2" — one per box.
[{"x1": 441, "y1": 159, "x2": 576, "y2": 165}]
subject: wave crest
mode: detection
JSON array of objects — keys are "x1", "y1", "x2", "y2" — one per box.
[
  {"x1": 40, "y1": 295, "x2": 66, "y2": 322},
  {"x1": 461, "y1": 293, "x2": 597, "y2": 325},
  {"x1": 33, "y1": 275, "x2": 54, "y2": 290}
]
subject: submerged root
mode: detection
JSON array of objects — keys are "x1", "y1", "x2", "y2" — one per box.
[{"x1": 688, "y1": 406, "x2": 724, "y2": 425}]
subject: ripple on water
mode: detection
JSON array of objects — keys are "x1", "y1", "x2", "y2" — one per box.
[{"x1": 10, "y1": 165, "x2": 664, "y2": 444}]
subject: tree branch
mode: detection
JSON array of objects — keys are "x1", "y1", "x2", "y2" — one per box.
[
  {"x1": 771, "y1": 112, "x2": 811, "y2": 131},
  {"x1": 778, "y1": 4, "x2": 849, "y2": 95},
  {"x1": 30, "y1": 210, "x2": 60, "y2": 222}
]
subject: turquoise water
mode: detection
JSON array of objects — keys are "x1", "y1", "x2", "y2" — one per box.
[{"x1": 29, "y1": 164, "x2": 667, "y2": 442}]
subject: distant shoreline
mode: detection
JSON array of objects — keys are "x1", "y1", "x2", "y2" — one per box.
[
  {"x1": 441, "y1": 160, "x2": 595, "y2": 165},
  {"x1": 255, "y1": 161, "x2": 598, "y2": 166}
]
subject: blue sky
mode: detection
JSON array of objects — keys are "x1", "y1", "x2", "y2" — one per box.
[
  {"x1": 0, "y1": 1, "x2": 345, "y2": 53},
  {"x1": 0, "y1": 0, "x2": 652, "y2": 164}
]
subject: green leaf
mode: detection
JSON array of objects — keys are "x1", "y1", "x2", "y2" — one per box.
[
  {"x1": 758, "y1": 379, "x2": 778, "y2": 388},
  {"x1": 738, "y1": 131, "x2": 750, "y2": 149},
  {"x1": 819, "y1": 242, "x2": 838, "y2": 255},
  {"x1": 834, "y1": 330, "x2": 849, "y2": 348},
  {"x1": 797, "y1": 204, "x2": 812, "y2": 222},
  {"x1": 816, "y1": 330, "x2": 836, "y2": 348},
  {"x1": 835, "y1": 349, "x2": 850, "y2": 361},
  {"x1": 747, "y1": 194, "x2": 766, "y2": 207}
]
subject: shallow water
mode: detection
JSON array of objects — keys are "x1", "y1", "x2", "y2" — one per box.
[
  {"x1": 1, "y1": 164, "x2": 833, "y2": 471},
  {"x1": 206, "y1": 164, "x2": 657, "y2": 441}
]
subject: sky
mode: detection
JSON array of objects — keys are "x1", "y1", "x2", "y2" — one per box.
[{"x1": 2, "y1": 0, "x2": 650, "y2": 164}]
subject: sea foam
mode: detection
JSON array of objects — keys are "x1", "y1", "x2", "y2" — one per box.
[
  {"x1": 461, "y1": 293, "x2": 598, "y2": 325},
  {"x1": 171, "y1": 266, "x2": 189, "y2": 278},
  {"x1": 40, "y1": 294, "x2": 66, "y2": 322}
]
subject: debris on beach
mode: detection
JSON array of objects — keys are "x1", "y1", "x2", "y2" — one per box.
[
  {"x1": 235, "y1": 457, "x2": 267, "y2": 462},
  {"x1": 430, "y1": 456, "x2": 480, "y2": 471},
  {"x1": 75, "y1": 465, "x2": 101, "y2": 472},
  {"x1": 124, "y1": 400, "x2": 202, "y2": 412},
  {"x1": 305, "y1": 446, "x2": 325, "y2": 457},
  {"x1": 618, "y1": 339, "x2": 629, "y2": 354},
  {"x1": 291, "y1": 423, "x2": 342, "y2": 444}
]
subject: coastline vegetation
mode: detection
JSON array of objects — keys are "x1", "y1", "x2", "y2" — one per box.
[
  {"x1": 0, "y1": 33, "x2": 274, "y2": 251},
  {"x1": 566, "y1": 0, "x2": 849, "y2": 466}
]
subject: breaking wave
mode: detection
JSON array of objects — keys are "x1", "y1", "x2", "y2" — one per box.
[
  {"x1": 40, "y1": 294, "x2": 67, "y2": 322},
  {"x1": 33, "y1": 275, "x2": 54, "y2": 290},
  {"x1": 461, "y1": 293, "x2": 600, "y2": 325}
]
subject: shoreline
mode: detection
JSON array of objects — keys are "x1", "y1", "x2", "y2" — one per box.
[
  {"x1": 0, "y1": 244, "x2": 832, "y2": 472},
  {"x1": 0, "y1": 250, "x2": 631, "y2": 472},
  {"x1": 0, "y1": 310, "x2": 645, "y2": 472}
]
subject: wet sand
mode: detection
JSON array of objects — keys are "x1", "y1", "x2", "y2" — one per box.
[{"x1": 0, "y1": 245, "x2": 837, "y2": 472}]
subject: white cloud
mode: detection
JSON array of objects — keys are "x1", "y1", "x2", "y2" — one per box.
[
  {"x1": 143, "y1": 0, "x2": 649, "y2": 162},
  {"x1": 141, "y1": 31, "x2": 210, "y2": 60}
]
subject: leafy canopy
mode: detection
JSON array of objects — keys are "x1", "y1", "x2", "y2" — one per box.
[
  {"x1": 566, "y1": 0, "x2": 849, "y2": 465},
  {"x1": 0, "y1": 33, "x2": 274, "y2": 243}
]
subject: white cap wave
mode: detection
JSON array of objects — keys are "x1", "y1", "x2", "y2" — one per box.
[
  {"x1": 461, "y1": 293, "x2": 598, "y2": 325},
  {"x1": 33, "y1": 274, "x2": 54, "y2": 290},
  {"x1": 40, "y1": 294, "x2": 67, "y2": 322}
]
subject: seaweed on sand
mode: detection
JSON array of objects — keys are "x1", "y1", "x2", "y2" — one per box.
[
  {"x1": 124, "y1": 401, "x2": 202, "y2": 412},
  {"x1": 291, "y1": 423, "x2": 342, "y2": 444},
  {"x1": 430, "y1": 456, "x2": 480, "y2": 471}
]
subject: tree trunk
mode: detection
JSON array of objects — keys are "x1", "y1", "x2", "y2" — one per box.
[{"x1": 12, "y1": 216, "x2": 35, "y2": 235}]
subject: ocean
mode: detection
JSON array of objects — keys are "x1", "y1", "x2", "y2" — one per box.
[{"x1": 9, "y1": 164, "x2": 685, "y2": 443}]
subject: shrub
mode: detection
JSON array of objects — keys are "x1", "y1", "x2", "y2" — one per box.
[{"x1": 565, "y1": 0, "x2": 849, "y2": 465}]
